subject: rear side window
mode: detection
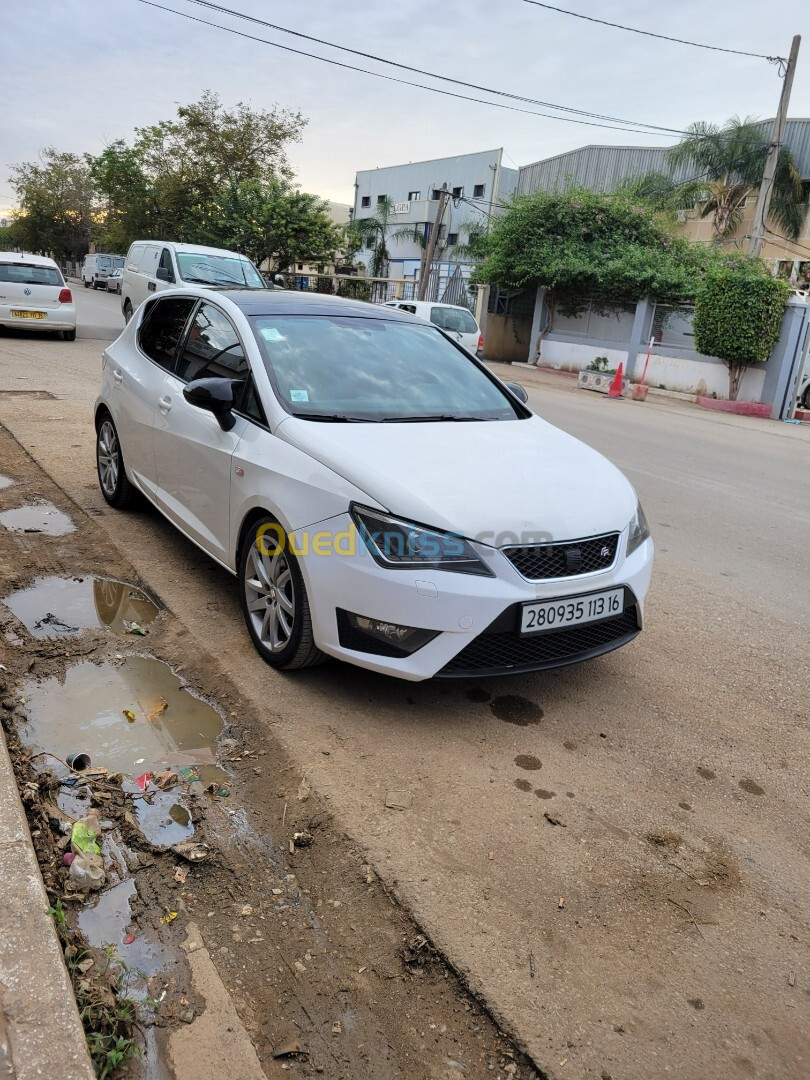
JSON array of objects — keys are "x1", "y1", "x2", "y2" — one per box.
[
  {"x1": 429, "y1": 306, "x2": 478, "y2": 334},
  {"x1": 138, "y1": 297, "x2": 196, "y2": 370},
  {"x1": 0, "y1": 263, "x2": 62, "y2": 286},
  {"x1": 126, "y1": 246, "x2": 143, "y2": 272},
  {"x1": 175, "y1": 301, "x2": 249, "y2": 383}
]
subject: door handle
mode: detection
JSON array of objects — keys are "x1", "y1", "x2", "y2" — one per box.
[
  {"x1": 113, "y1": 370, "x2": 123, "y2": 383},
  {"x1": 158, "y1": 395, "x2": 172, "y2": 412}
]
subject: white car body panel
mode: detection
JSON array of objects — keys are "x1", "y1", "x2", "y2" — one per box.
[
  {"x1": 383, "y1": 299, "x2": 481, "y2": 354},
  {"x1": 0, "y1": 253, "x2": 76, "y2": 333},
  {"x1": 96, "y1": 286, "x2": 653, "y2": 681}
]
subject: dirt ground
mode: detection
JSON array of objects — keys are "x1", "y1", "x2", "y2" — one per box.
[
  {"x1": 0, "y1": 423, "x2": 538, "y2": 1080},
  {"x1": 0, "y1": 331, "x2": 808, "y2": 1079}
]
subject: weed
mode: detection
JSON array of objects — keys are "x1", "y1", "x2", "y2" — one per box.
[{"x1": 46, "y1": 898, "x2": 67, "y2": 926}]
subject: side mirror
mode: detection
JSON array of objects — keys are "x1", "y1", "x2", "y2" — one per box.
[
  {"x1": 504, "y1": 381, "x2": 529, "y2": 404},
  {"x1": 183, "y1": 377, "x2": 238, "y2": 431},
  {"x1": 156, "y1": 267, "x2": 174, "y2": 283}
]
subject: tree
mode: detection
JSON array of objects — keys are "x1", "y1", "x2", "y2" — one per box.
[
  {"x1": 693, "y1": 262, "x2": 790, "y2": 399},
  {"x1": 666, "y1": 116, "x2": 806, "y2": 241},
  {"x1": 87, "y1": 140, "x2": 151, "y2": 252},
  {"x1": 9, "y1": 148, "x2": 95, "y2": 259},
  {"x1": 189, "y1": 179, "x2": 342, "y2": 271},
  {"x1": 349, "y1": 197, "x2": 423, "y2": 277},
  {"x1": 480, "y1": 186, "x2": 718, "y2": 305}
]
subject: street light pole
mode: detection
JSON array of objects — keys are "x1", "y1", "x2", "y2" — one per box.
[{"x1": 747, "y1": 35, "x2": 801, "y2": 258}]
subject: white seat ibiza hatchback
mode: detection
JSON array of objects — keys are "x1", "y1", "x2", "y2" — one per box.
[{"x1": 95, "y1": 288, "x2": 653, "y2": 681}]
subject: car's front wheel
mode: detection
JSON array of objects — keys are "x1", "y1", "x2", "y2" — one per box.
[
  {"x1": 238, "y1": 516, "x2": 325, "y2": 670},
  {"x1": 96, "y1": 413, "x2": 133, "y2": 508}
]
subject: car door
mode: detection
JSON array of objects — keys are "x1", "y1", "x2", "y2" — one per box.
[
  {"x1": 153, "y1": 300, "x2": 249, "y2": 563},
  {"x1": 113, "y1": 295, "x2": 196, "y2": 499}
]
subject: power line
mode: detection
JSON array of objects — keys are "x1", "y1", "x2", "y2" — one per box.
[
  {"x1": 133, "y1": 0, "x2": 689, "y2": 139},
  {"x1": 183, "y1": 0, "x2": 694, "y2": 136},
  {"x1": 520, "y1": 1, "x2": 785, "y2": 62}
]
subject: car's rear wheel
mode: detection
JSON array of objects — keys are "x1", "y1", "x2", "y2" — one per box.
[
  {"x1": 63, "y1": 328, "x2": 76, "y2": 341},
  {"x1": 123, "y1": 299, "x2": 133, "y2": 324},
  {"x1": 238, "y1": 516, "x2": 325, "y2": 670},
  {"x1": 96, "y1": 413, "x2": 133, "y2": 508}
]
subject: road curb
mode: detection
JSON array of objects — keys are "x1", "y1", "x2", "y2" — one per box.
[{"x1": 0, "y1": 721, "x2": 95, "y2": 1080}]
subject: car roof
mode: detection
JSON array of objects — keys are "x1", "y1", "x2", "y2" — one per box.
[
  {"x1": 0, "y1": 251, "x2": 59, "y2": 268},
  {"x1": 159, "y1": 286, "x2": 425, "y2": 322},
  {"x1": 387, "y1": 299, "x2": 474, "y2": 312},
  {"x1": 129, "y1": 241, "x2": 250, "y2": 259}
]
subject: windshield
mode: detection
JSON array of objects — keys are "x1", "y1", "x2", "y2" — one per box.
[
  {"x1": 430, "y1": 306, "x2": 478, "y2": 334},
  {"x1": 0, "y1": 263, "x2": 62, "y2": 286},
  {"x1": 250, "y1": 315, "x2": 521, "y2": 422},
  {"x1": 176, "y1": 252, "x2": 264, "y2": 288}
]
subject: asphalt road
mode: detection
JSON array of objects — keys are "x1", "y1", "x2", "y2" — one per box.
[
  {"x1": 0, "y1": 329, "x2": 808, "y2": 1078},
  {"x1": 70, "y1": 279, "x2": 126, "y2": 339}
]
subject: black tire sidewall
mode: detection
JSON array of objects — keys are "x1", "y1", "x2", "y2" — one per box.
[{"x1": 96, "y1": 414, "x2": 130, "y2": 507}]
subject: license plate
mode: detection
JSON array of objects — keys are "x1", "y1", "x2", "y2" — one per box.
[
  {"x1": 11, "y1": 310, "x2": 46, "y2": 319},
  {"x1": 521, "y1": 588, "x2": 625, "y2": 635}
]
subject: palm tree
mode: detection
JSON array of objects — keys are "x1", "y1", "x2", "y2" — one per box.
[
  {"x1": 665, "y1": 116, "x2": 805, "y2": 242},
  {"x1": 350, "y1": 197, "x2": 426, "y2": 277}
]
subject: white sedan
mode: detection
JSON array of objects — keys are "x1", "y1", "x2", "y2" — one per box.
[
  {"x1": 0, "y1": 252, "x2": 77, "y2": 339},
  {"x1": 94, "y1": 287, "x2": 653, "y2": 680}
]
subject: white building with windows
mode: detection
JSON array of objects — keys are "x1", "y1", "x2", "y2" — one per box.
[{"x1": 352, "y1": 148, "x2": 518, "y2": 287}]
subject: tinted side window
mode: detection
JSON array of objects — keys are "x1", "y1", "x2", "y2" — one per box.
[
  {"x1": 138, "y1": 297, "x2": 196, "y2": 370},
  {"x1": 176, "y1": 302, "x2": 249, "y2": 383},
  {"x1": 159, "y1": 248, "x2": 175, "y2": 280}
]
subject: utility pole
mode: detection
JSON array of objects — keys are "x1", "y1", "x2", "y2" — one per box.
[
  {"x1": 748, "y1": 34, "x2": 801, "y2": 257},
  {"x1": 418, "y1": 184, "x2": 448, "y2": 301}
]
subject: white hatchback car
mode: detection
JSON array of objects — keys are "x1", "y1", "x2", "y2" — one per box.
[
  {"x1": 0, "y1": 253, "x2": 77, "y2": 340},
  {"x1": 95, "y1": 288, "x2": 653, "y2": 680},
  {"x1": 384, "y1": 299, "x2": 482, "y2": 355}
]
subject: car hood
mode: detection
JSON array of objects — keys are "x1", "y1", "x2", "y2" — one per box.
[{"x1": 275, "y1": 415, "x2": 637, "y2": 544}]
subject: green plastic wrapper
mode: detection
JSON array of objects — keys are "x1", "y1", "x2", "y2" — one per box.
[{"x1": 70, "y1": 821, "x2": 101, "y2": 856}]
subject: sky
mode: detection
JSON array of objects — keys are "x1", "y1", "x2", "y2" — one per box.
[{"x1": 0, "y1": 0, "x2": 807, "y2": 217}]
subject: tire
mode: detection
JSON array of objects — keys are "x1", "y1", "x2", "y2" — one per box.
[
  {"x1": 96, "y1": 413, "x2": 133, "y2": 509},
  {"x1": 63, "y1": 328, "x2": 76, "y2": 341},
  {"x1": 238, "y1": 515, "x2": 325, "y2": 670},
  {"x1": 123, "y1": 299, "x2": 133, "y2": 324},
  {"x1": 83, "y1": 279, "x2": 90, "y2": 289},
  {"x1": 802, "y1": 385, "x2": 810, "y2": 411}
]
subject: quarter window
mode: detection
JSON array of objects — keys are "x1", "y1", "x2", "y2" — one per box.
[
  {"x1": 138, "y1": 297, "x2": 196, "y2": 370},
  {"x1": 175, "y1": 302, "x2": 249, "y2": 384}
]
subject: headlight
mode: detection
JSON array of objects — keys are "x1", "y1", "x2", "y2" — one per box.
[
  {"x1": 626, "y1": 500, "x2": 651, "y2": 556},
  {"x1": 351, "y1": 505, "x2": 493, "y2": 576}
]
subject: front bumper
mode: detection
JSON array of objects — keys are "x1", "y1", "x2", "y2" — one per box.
[{"x1": 295, "y1": 513, "x2": 654, "y2": 681}]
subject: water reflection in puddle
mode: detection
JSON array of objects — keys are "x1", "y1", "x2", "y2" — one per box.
[
  {"x1": 22, "y1": 657, "x2": 227, "y2": 784},
  {"x1": 4, "y1": 575, "x2": 159, "y2": 638},
  {"x1": 0, "y1": 474, "x2": 14, "y2": 489},
  {"x1": 0, "y1": 502, "x2": 75, "y2": 535},
  {"x1": 78, "y1": 879, "x2": 161, "y2": 997}
]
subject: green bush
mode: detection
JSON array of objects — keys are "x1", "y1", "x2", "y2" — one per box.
[{"x1": 693, "y1": 267, "x2": 791, "y2": 399}]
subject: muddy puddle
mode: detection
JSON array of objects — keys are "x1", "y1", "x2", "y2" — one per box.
[
  {"x1": 4, "y1": 575, "x2": 159, "y2": 638},
  {"x1": 0, "y1": 502, "x2": 75, "y2": 535},
  {"x1": 22, "y1": 657, "x2": 228, "y2": 850},
  {"x1": 0, "y1": 474, "x2": 13, "y2": 489},
  {"x1": 78, "y1": 879, "x2": 163, "y2": 999}
]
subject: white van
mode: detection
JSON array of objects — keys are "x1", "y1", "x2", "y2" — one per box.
[
  {"x1": 82, "y1": 253, "x2": 125, "y2": 289},
  {"x1": 383, "y1": 299, "x2": 483, "y2": 355},
  {"x1": 121, "y1": 241, "x2": 265, "y2": 322}
]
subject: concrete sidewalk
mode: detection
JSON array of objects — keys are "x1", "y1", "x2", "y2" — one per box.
[{"x1": 0, "y1": 708, "x2": 94, "y2": 1079}]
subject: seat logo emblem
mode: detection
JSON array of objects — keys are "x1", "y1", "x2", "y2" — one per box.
[{"x1": 600, "y1": 545, "x2": 611, "y2": 558}]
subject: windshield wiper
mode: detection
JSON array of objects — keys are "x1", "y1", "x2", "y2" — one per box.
[
  {"x1": 380, "y1": 414, "x2": 486, "y2": 422},
  {"x1": 290, "y1": 412, "x2": 376, "y2": 423}
]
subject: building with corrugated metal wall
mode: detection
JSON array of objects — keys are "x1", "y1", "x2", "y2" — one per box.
[{"x1": 517, "y1": 119, "x2": 810, "y2": 279}]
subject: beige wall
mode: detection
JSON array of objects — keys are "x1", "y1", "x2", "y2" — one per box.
[{"x1": 677, "y1": 198, "x2": 810, "y2": 285}]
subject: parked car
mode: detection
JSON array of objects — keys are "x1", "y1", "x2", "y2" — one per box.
[
  {"x1": 106, "y1": 267, "x2": 123, "y2": 294},
  {"x1": 0, "y1": 252, "x2": 77, "y2": 340},
  {"x1": 383, "y1": 299, "x2": 483, "y2": 355},
  {"x1": 82, "y1": 253, "x2": 125, "y2": 290},
  {"x1": 94, "y1": 288, "x2": 653, "y2": 681},
  {"x1": 121, "y1": 241, "x2": 265, "y2": 323}
]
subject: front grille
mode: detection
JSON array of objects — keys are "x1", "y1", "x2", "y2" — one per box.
[
  {"x1": 437, "y1": 607, "x2": 639, "y2": 677},
  {"x1": 504, "y1": 533, "x2": 619, "y2": 581}
]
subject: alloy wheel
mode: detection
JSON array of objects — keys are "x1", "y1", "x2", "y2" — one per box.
[
  {"x1": 97, "y1": 419, "x2": 119, "y2": 497},
  {"x1": 244, "y1": 541, "x2": 296, "y2": 653}
]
